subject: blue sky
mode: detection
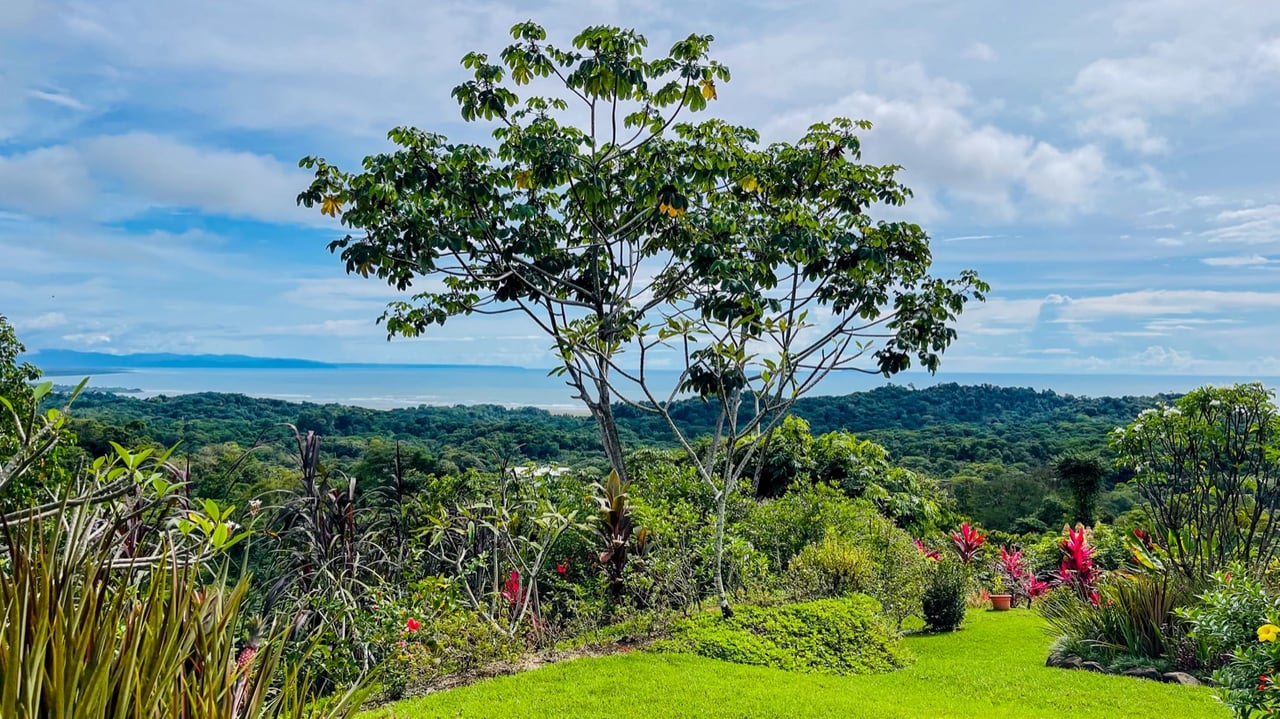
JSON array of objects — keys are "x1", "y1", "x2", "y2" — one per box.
[{"x1": 3, "y1": 0, "x2": 1280, "y2": 374}]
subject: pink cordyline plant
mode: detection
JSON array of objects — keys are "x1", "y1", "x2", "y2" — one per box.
[
  {"x1": 950, "y1": 523, "x2": 986, "y2": 563},
  {"x1": 994, "y1": 546, "x2": 1050, "y2": 607},
  {"x1": 914, "y1": 538, "x2": 941, "y2": 561},
  {"x1": 500, "y1": 570, "x2": 525, "y2": 605},
  {"x1": 1057, "y1": 525, "x2": 1100, "y2": 606}
]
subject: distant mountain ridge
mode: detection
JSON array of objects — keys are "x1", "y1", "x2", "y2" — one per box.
[{"x1": 31, "y1": 349, "x2": 524, "y2": 372}]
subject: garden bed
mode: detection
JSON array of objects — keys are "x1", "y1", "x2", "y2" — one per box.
[{"x1": 360, "y1": 610, "x2": 1227, "y2": 718}]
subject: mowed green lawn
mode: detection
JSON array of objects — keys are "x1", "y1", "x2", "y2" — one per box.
[{"x1": 363, "y1": 609, "x2": 1229, "y2": 719}]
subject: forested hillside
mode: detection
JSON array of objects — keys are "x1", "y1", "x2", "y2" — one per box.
[{"x1": 54, "y1": 383, "x2": 1169, "y2": 532}]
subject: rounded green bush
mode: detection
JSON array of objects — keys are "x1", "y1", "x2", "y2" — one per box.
[
  {"x1": 653, "y1": 595, "x2": 910, "y2": 675},
  {"x1": 922, "y1": 556, "x2": 968, "y2": 632}
]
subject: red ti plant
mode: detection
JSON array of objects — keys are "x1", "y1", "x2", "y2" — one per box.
[
  {"x1": 914, "y1": 538, "x2": 941, "y2": 561},
  {"x1": 950, "y1": 523, "x2": 986, "y2": 563},
  {"x1": 994, "y1": 546, "x2": 1051, "y2": 607},
  {"x1": 500, "y1": 570, "x2": 525, "y2": 606},
  {"x1": 1057, "y1": 524, "x2": 1101, "y2": 605}
]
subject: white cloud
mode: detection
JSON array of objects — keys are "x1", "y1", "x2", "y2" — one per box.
[
  {"x1": 61, "y1": 333, "x2": 112, "y2": 346},
  {"x1": 17, "y1": 312, "x2": 67, "y2": 330},
  {"x1": 1078, "y1": 116, "x2": 1168, "y2": 155},
  {"x1": 1071, "y1": 0, "x2": 1280, "y2": 153},
  {"x1": 0, "y1": 134, "x2": 320, "y2": 225},
  {"x1": 1201, "y1": 254, "x2": 1277, "y2": 267},
  {"x1": 27, "y1": 89, "x2": 87, "y2": 111},
  {"x1": 1205, "y1": 205, "x2": 1280, "y2": 245},
  {"x1": 1059, "y1": 289, "x2": 1280, "y2": 318},
  {"x1": 964, "y1": 42, "x2": 997, "y2": 62},
  {"x1": 1129, "y1": 345, "x2": 1195, "y2": 369},
  {"x1": 0, "y1": 146, "x2": 95, "y2": 214},
  {"x1": 282, "y1": 278, "x2": 404, "y2": 313},
  {"x1": 80, "y1": 133, "x2": 317, "y2": 224},
  {"x1": 266, "y1": 319, "x2": 373, "y2": 337},
  {"x1": 767, "y1": 63, "x2": 1107, "y2": 219}
]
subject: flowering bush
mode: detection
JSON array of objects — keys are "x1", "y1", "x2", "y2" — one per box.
[{"x1": 1184, "y1": 569, "x2": 1280, "y2": 717}]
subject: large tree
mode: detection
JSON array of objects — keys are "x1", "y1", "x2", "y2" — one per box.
[
  {"x1": 300, "y1": 22, "x2": 986, "y2": 614},
  {"x1": 1114, "y1": 383, "x2": 1280, "y2": 582},
  {"x1": 1054, "y1": 452, "x2": 1105, "y2": 526}
]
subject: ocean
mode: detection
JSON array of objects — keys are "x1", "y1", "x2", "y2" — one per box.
[{"x1": 40, "y1": 366, "x2": 1280, "y2": 411}]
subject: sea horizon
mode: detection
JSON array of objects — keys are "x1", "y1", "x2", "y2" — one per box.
[{"x1": 38, "y1": 365, "x2": 1280, "y2": 412}]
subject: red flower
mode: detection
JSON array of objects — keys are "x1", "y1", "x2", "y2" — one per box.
[
  {"x1": 1260, "y1": 675, "x2": 1271, "y2": 692},
  {"x1": 556, "y1": 562, "x2": 568, "y2": 575},
  {"x1": 405, "y1": 618, "x2": 421, "y2": 632}
]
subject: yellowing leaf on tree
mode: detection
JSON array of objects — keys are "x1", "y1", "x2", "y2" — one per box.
[
  {"x1": 740, "y1": 175, "x2": 760, "y2": 193},
  {"x1": 700, "y1": 79, "x2": 717, "y2": 101},
  {"x1": 515, "y1": 170, "x2": 532, "y2": 190},
  {"x1": 320, "y1": 195, "x2": 343, "y2": 217}
]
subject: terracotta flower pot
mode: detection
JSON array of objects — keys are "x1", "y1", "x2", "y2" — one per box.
[{"x1": 990, "y1": 593, "x2": 1013, "y2": 611}]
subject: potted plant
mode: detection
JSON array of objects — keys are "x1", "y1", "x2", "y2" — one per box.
[{"x1": 989, "y1": 573, "x2": 1012, "y2": 611}]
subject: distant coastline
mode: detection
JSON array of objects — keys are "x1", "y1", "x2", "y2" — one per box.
[
  {"x1": 30, "y1": 348, "x2": 528, "y2": 373},
  {"x1": 33, "y1": 359, "x2": 1280, "y2": 412}
]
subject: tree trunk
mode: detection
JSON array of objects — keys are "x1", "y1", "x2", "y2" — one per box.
[
  {"x1": 714, "y1": 473, "x2": 735, "y2": 618},
  {"x1": 591, "y1": 366, "x2": 628, "y2": 483}
]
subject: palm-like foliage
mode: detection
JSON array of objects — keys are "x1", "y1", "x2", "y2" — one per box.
[
  {"x1": 263, "y1": 427, "x2": 392, "y2": 680},
  {"x1": 591, "y1": 469, "x2": 648, "y2": 602},
  {"x1": 0, "y1": 383, "x2": 369, "y2": 718}
]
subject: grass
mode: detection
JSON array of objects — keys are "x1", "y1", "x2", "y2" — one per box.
[{"x1": 362, "y1": 609, "x2": 1229, "y2": 719}]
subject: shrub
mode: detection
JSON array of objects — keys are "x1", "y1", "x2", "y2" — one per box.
[
  {"x1": 857, "y1": 512, "x2": 931, "y2": 628},
  {"x1": 743, "y1": 481, "x2": 871, "y2": 572},
  {"x1": 372, "y1": 608, "x2": 524, "y2": 701},
  {"x1": 629, "y1": 450, "x2": 764, "y2": 611},
  {"x1": 655, "y1": 595, "x2": 910, "y2": 675},
  {"x1": 783, "y1": 510, "x2": 930, "y2": 629},
  {"x1": 787, "y1": 532, "x2": 872, "y2": 600},
  {"x1": 922, "y1": 556, "x2": 969, "y2": 632},
  {"x1": 1182, "y1": 568, "x2": 1280, "y2": 714},
  {"x1": 1039, "y1": 572, "x2": 1195, "y2": 665}
]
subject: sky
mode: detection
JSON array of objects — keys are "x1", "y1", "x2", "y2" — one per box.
[{"x1": 2, "y1": 0, "x2": 1280, "y2": 375}]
